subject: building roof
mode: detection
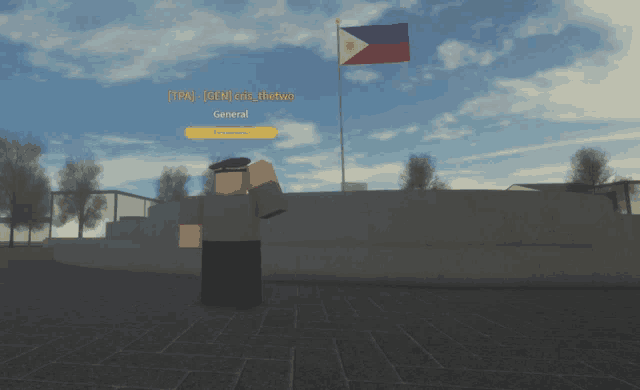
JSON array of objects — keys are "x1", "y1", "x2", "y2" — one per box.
[
  {"x1": 51, "y1": 190, "x2": 161, "y2": 203},
  {"x1": 507, "y1": 183, "x2": 595, "y2": 193},
  {"x1": 507, "y1": 180, "x2": 640, "y2": 192},
  {"x1": 0, "y1": 190, "x2": 161, "y2": 224}
]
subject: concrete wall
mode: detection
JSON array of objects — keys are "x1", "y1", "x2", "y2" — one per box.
[
  {"x1": 0, "y1": 247, "x2": 55, "y2": 265},
  {"x1": 258, "y1": 190, "x2": 639, "y2": 285},
  {"x1": 107, "y1": 218, "x2": 140, "y2": 239},
  {"x1": 44, "y1": 237, "x2": 200, "y2": 275},
  {"x1": 42, "y1": 190, "x2": 640, "y2": 286},
  {"x1": 43, "y1": 200, "x2": 188, "y2": 274}
]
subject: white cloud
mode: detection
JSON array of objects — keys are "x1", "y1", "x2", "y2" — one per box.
[
  {"x1": 502, "y1": 39, "x2": 513, "y2": 52},
  {"x1": 45, "y1": 155, "x2": 210, "y2": 190},
  {"x1": 271, "y1": 120, "x2": 322, "y2": 149},
  {"x1": 423, "y1": 112, "x2": 473, "y2": 141},
  {"x1": 288, "y1": 183, "x2": 324, "y2": 192},
  {"x1": 252, "y1": 0, "x2": 288, "y2": 18},
  {"x1": 610, "y1": 157, "x2": 640, "y2": 170},
  {"x1": 511, "y1": 0, "x2": 602, "y2": 40},
  {"x1": 436, "y1": 39, "x2": 500, "y2": 70},
  {"x1": 483, "y1": 119, "x2": 512, "y2": 132},
  {"x1": 511, "y1": 164, "x2": 569, "y2": 177},
  {"x1": 368, "y1": 123, "x2": 421, "y2": 141},
  {"x1": 437, "y1": 40, "x2": 468, "y2": 69},
  {"x1": 397, "y1": 83, "x2": 414, "y2": 92},
  {"x1": 39, "y1": 34, "x2": 71, "y2": 50},
  {"x1": 284, "y1": 151, "x2": 337, "y2": 169},
  {"x1": 458, "y1": 0, "x2": 640, "y2": 122},
  {"x1": 438, "y1": 169, "x2": 487, "y2": 176},
  {"x1": 155, "y1": 0, "x2": 178, "y2": 9},
  {"x1": 344, "y1": 69, "x2": 382, "y2": 84},
  {"x1": 516, "y1": 18, "x2": 565, "y2": 39},
  {"x1": 369, "y1": 130, "x2": 398, "y2": 141},
  {"x1": 434, "y1": 112, "x2": 457, "y2": 127},
  {"x1": 336, "y1": 3, "x2": 391, "y2": 28},
  {"x1": 173, "y1": 29, "x2": 197, "y2": 42},
  {"x1": 430, "y1": 0, "x2": 464, "y2": 17},
  {"x1": 478, "y1": 52, "x2": 494, "y2": 66},
  {"x1": 404, "y1": 124, "x2": 419, "y2": 134},
  {"x1": 285, "y1": 159, "x2": 404, "y2": 192},
  {"x1": 0, "y1": 1, "x2": 391, "y2": 84},
  {"x1": 100, "y1": 135, "x2": 155, "y2": 145},
  {"x1": 281, "y1": 149, "x2": 409, "y2": 191},
  {"x1": 270, "y1": 22, "x2": 317, "y2": 45},
  {"x1": 449, "y1": 177, "x2": 502, "y2": 190},
  {"x1": 397, "y1": 0, "x2": 420, "y2": 13},
  {"x1": 424, "y1": 128, "x2": 472, "y2": 141},
  {"x1": 447, "y1": 127, "x2": 640, "y2": 164},
  {"x1": 29, "y1": 74, "x2": 48, "y2": 82}
]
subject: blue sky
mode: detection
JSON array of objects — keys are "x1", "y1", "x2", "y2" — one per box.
[{"x1": 1, "y1": 0, "x2": 639, "y2": 201}]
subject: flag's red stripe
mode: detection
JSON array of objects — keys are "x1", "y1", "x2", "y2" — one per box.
[{"x1": 343, "y1": 42, "x2": 410, "y2": 65}]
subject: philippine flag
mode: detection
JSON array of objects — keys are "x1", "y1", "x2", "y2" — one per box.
[{"x1": 339, "y1": 23, "x2": 410, "y2": 66}]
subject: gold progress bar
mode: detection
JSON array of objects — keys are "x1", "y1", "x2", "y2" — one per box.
[{"x1": 185, "y1": 126, "x2": 278, "y2": 139}]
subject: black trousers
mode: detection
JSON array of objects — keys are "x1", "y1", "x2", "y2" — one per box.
[{"x1": 201, "y1": 240, "x2": 263, "y2": 309}]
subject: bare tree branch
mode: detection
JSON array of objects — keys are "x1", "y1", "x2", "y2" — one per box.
[{"x1": 430, "y1": 175, "x2": 451, "y2": 190}]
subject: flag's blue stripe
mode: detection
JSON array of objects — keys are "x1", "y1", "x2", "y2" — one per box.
[{"x1": 342, "y1": 23, "x2": 409, "y2": 45}]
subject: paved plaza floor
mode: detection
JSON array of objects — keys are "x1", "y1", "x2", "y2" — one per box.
[{"x1": 1, "y1": 260, "x2": 640, "y2": 389}]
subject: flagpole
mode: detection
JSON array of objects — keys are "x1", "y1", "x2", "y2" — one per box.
[{"x1": 336, "y1": 18, "x2": 345, "y2": 193}]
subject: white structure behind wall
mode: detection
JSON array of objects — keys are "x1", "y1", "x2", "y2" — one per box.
[
  {"x1": 343, "y1": 182, "x2": 367, "y2": 192},
  {"x1": 49, "y1": 191, "x2": 159, "y2": 239},
  {"x1": 0, "y1": 190, "x2": 160, "y2": 244}
]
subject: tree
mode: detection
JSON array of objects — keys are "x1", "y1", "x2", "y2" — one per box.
[
  {"x1": 156, "y1": 165, "x2": 190, "y2": 203},
  {"x1": 13, "y1": 166, "x2": 51, "y2": 246},
  {"x1": 399, "y1": 153, "x2": 435, "y2": 191},
  {"x1": 0, "y1": 131, "x2": 48, "y2": 248},
  {"x1": 201, "y1": 165, "x2": 215, "y2": 196},
  {"x1": 55, "y1": 157, "x2": 108, "y2": 239},
  {"x1": 399, "y1": 153, "x2": 448, "y2": 191},
  {"x1": 567, "y1": 147, "x2": 614, "y2": 194},
  {"x1": 430, "y1": 175, "x2": 451, "y2": 190}
]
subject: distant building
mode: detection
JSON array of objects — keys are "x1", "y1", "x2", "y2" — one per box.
[
  {"x1": 343, "y1": 182, "x2": 367, "y2": 192},
  {"x1": 0, "y1": 190, "x2": 160, "y2": 244},
  {"x1": 506, "y1": 183, "x2": 594, "y2": 193},
  {"x1": 507, "y1": 181, "x2": 640, "y2": 215}
]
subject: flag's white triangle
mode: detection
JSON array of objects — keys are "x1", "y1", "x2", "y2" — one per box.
[{"x1": 339, "y1": 29, "x2": 368, "y2": 65}]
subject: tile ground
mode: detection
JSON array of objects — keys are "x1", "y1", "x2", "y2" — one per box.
[{"x1": 1, "y1": 260, "x2": 639, "y2": 389}]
